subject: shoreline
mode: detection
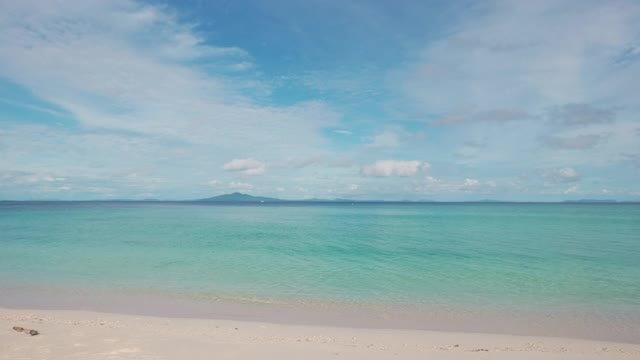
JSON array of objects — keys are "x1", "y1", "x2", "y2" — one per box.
[
  {"x1": 2, "y1": 307, "x2": 640, "y2": 360},
  {"x1": 2, "y1": 285, "x2": 639, "y2": 345}
]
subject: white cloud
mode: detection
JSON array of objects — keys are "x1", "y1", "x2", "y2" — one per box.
[
  {"x1": 462, "y1": 178, "x2": 480, "y2": 187},
  {"x1": 223, "y1": 159, "x2": 266, "y2": 176},
  {"x1": 361, "y1": 160, "x2": 430, "y2": 177},
  {"x1": 402, "y1": 1, "x2": 640, "y2": 115},
  {"x1": 0, "y1": 0, "x2": 340, "y2": 198},
  {"x1": 333, "y1": 129, "x2": 352, "y2": 135},
  {"x1": 387, "y1": 0, "x2": 640, "y2": 191},
  {"x1": 0, "y1": 0, "x2": 637, "y2": 201},
  {"x1": 43, "y1": 176, "x2": 66, "y2": 182},
  {"x1": 545, "y1": 167, "x2": 581, "y2": 183}
]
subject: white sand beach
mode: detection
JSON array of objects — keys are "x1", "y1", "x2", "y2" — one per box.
[{"x1": 2, "y1": 307, "x2": 639, "y2": 360}]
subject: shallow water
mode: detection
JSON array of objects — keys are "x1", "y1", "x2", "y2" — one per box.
[{"x1": 1, "y1": 202, "x2": 639, "y2": 313}]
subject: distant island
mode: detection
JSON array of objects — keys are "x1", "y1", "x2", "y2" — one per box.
[
  {"x1": 1, "y1": 193, "x2": 636, "y2": 203},
  {"x1": 196, "y1": 192, "x2": 356, "y2": 203},
  {"x1": 197, "y1": 192, "x2": 282, "y2": 202},
  {"x1": 194, "y1": 193, "x2": 629, "y2": 204}
]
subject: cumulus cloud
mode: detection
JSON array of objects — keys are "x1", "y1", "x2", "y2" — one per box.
[
  {"x1": 361, "y1": 160, "x2": 430, "y2": 177},
  {"x1": 222, "y1": 159, "x2": 266, "y2": 176}
]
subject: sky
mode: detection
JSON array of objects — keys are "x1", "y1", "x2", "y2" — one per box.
[{"x1": 0, "y1": 0, "x2": 639, "y2": 201}]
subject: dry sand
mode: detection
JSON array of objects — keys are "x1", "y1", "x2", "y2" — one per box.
[{"x1": 2, "y1": 307, "x2": 639, "y2": 359}]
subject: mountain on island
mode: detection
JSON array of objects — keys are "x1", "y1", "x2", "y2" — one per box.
[
  {"x1": 197, "y1": 193, "x2": 362, "y2": 203},
  {"x1": 197, "y1": 192, "x2": 282, "y2": 202}
]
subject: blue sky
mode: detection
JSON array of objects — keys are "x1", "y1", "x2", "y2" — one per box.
[{"x1": 0, "y1": 0, "x2": 639, "y2": 200}]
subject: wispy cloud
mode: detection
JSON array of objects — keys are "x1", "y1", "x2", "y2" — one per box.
[
  {"x1": 545, "y1": 167, "x2": 582, "y2": 183},
  {"x1": 333, "y1": 129, "x2": 353, "y2": 135},
  {"x1": 400, "y1": 1, "x2": 640, "y2": 117},
  {"x1": 223, "y1": 159, "x2": 266, "y2": 176},
  {"x1": 0, "y1": 0, "x2": 638, "y2": 200},
  {"x1": 361, "y1": 160, "x2": 430, "y2": 177},
  {"x1": 0, "y1": 97, "x2": 67, "y2": 117},
  {"x1": 542, "y1": 134, "x2": 607, "y2": 150},
  {"x1": 434, "y1": 108, "x2": 530, "y2": 126},
  {"x1": 0, "y1": 0, "x2": 342, "y2": 199},
  {"x1": 548, "y1": 103, "x2": 616, "y2": 126}
]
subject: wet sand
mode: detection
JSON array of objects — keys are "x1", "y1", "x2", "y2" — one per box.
[{"x1": 2, "y1": 285, "x2": 640, "y2": 344}]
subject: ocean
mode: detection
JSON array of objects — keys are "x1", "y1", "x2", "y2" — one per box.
[{"x1": 1, "y1": 201, "x2": 639, "y2": 340}]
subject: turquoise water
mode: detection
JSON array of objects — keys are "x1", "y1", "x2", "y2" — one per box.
[{"x1": 1, "y1": 202, "x2": 639, "y2": 311}]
